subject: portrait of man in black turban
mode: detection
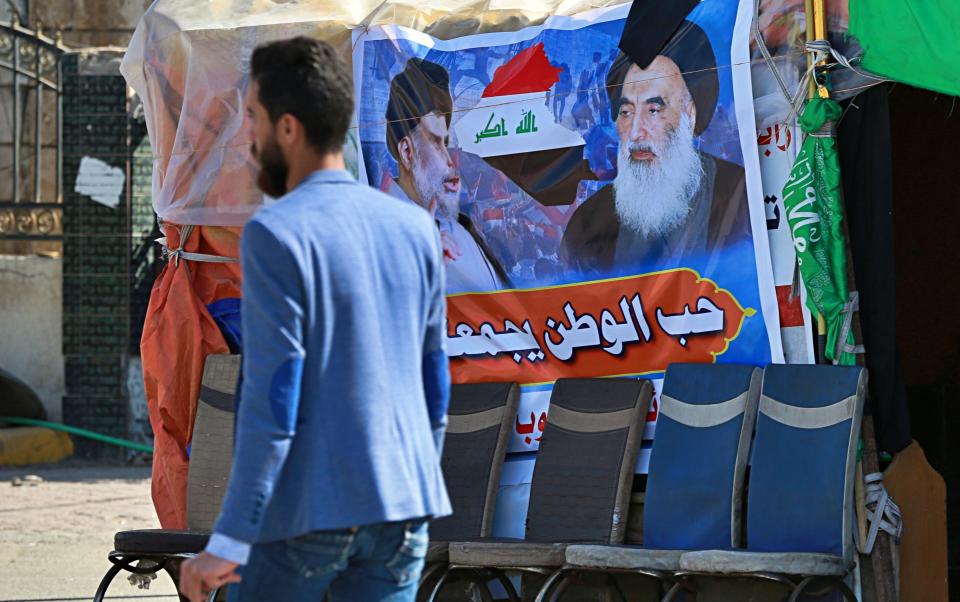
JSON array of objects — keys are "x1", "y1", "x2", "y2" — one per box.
[{"x1": 562, "y1": 21, "x2": 750, "y2": 276}]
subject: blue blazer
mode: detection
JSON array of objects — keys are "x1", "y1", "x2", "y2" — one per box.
[{"x1": 211, "y1": 170, "x2": 451, "y2": 557}]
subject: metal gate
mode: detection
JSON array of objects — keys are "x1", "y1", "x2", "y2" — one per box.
[{"x1": 0, "y1": 16, "x2": 67, "y2": 249}]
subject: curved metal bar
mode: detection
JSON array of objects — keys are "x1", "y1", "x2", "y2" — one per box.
[
  {"x1": 533, "y1": 568, "x2": 568, "y2": 602},
  {"x1": 419, "y1": 561, "x2": 445, "y2": 587},
  {"x1": 787, "y1": 575, "x2": 858, "y2": 602},
  {"x1": 93, "y1": 563, "x2": 124, "y2": 602},
  {"x1": 485, "y1": 568, "x2": 521, "y2": 602},
  {"x1": 107, "y1": 554, "x2": 170, "y2": 575},
  {"x1": 738, "y1": 571, "x2": 798, "y2": 589},
  {"x1": 661, "y1": 581, "x2": 685, "y2": 602},
  {"x1": 426, "y1": 565, "x2": 454, "y2": 602}
]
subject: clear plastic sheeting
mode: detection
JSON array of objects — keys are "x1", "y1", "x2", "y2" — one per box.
[
  {"x1": 121, "y1": 0, "x2": 854, "y2": 227},
  {"x1": 121, "y1": 0, "x2": 631, "y2": 226}
]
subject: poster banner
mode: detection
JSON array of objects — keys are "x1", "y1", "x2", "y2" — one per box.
[{"x1": 353, "y1": 1, "x2": 782, "y2": 475}]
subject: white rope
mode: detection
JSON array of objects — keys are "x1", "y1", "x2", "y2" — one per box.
[
  {"x1": 752, "y1": 0, "x2": 888, "y2": 125},
  {"x1": 860, "y1": 472, "x2": 903, "y2": 555},
  {"x1": 157, "y1": 224, "x2": 238, "y2": 266}
]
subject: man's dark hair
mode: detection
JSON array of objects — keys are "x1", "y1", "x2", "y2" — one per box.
[
  {"x1": 385, "y1": 59, "x2": 453, "y2": 162},
  {"x1": 250, "y1": 37, "x2": 354, "y2": 154},
  {"x1": 605, "y1": 20, "x2": 719, "y2": 136}
]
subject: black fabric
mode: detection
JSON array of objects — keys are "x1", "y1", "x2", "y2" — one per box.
[
  {"x1": 385, "y1": 59, "x2": 453, "y2": 161},
  {"x1": 432, "y1": 426, "x2": 499, "y2": 540},
  {"x1": 198, "y1": 385, "x2": 236, "y2": 414},
  {"x1": 448, "y1": 382, "x2": 516, "y2": 415},
  {"x1": 618, "y1": 0, "x2": 700, "y2": 70},
  {"x1": 526, "y1": 425, "x2": 630, "y2": 543},
  {"x1": 114, "y1": 529, "x2": 210, "y2": 555},
  {"x1": 551, "y1": 378, "x2": 643, "y2": 413},
  {"x1": 562, "y1": 156, "x2": 749, "y2": 276},
  {"x1": 484, "y1": 145, "x2": 597, "y2": 207},
  {"x1": 837, "y1": 84, "x2": 912, "y2": 454},
  {"x1": 613, "y1": 13, "x2": 717, "y2": 135}
]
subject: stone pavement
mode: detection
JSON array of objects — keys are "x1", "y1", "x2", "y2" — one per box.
[{"x1": 0, "y1": 465, "x2": 180, "y2": 602}]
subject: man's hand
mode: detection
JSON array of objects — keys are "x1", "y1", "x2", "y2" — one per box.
[{"x1": 179, "y1": 552, "x2": 242, "y2": 602}]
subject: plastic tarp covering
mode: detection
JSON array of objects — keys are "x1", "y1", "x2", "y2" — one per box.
[{"x1": 121, "y1": 0, "x2": 853, "y2": 529}]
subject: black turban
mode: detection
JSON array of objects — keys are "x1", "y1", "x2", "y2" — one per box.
[
  {"x1": 606, "y1": 20, "x2": 719, "y2": 136},
  {"x1": 385, "y1": 59, "x2": 453, "y2": 161}
]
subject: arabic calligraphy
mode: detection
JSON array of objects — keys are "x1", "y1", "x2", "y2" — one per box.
[
  {"x1": 758, "y1": 124, "x2": 792, "y2": 157},
  {"x1": 655, "y1": 297, "x2": 726, "y2": 347},
  {"x1": 446, "y1": 269, "x2": 755, "y2": 385},
  {"x1": 475, "y1": 113, "x2": 508, "y2": 144},
  {"x1": 515, "y1": 110, "x2": 538, "y2": 135},
  {"x1": 764, "y1": 195, "x2": 781, "y2": 230},
  {"x1": 475, "y1": 110, "x2": 541, "y2": 143},
  {"x1": 447, "y1": 319, "x2": 545, "y2": 364},
  {"x1": 516, "y1": 411, "x2": 548, "y2": 445}
]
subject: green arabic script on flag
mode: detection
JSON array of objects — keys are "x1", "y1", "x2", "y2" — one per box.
[{"x1": 782, "y1": 97, "x2": 857, "y2": 365}]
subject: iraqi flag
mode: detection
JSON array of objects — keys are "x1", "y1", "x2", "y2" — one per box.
[{"x1": 454, "y1": 43, "x2": 597, "y2": 206}]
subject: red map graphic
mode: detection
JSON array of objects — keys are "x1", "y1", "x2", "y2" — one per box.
[{"x1": 482, "y1": 42, "x2": 560, "y2": 97}]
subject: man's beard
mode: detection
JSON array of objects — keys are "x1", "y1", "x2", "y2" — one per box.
[
  {"x1": 252, "y1": 136, "x2": 289, "y2": 199},
  {"x1": 613, "y1": 112, "x2": 703, "y2": 237},
  {"x1": 412, "y1": 152, "x2": 459, "y2": 222}
]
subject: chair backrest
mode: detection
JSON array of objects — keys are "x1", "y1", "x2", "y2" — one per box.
[
  {"x1": 431, "y1": 381, "x2": 520, "y2": 541},
  {"x1": 525, "y1": 378, "x2": 651, "y2": 544},
  {"x1": 748, "y1": 364, "x2": 866, "y2": 565},
  {"x1": 186, "y1": 354, "x2": 241, "y2": 531},
  {"x1": 643, "y1": 363, "x2": 760, "y2": 551}
]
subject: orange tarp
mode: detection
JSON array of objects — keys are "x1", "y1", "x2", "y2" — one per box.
[{"x1": 142, "y1": 224, "x2": 242, "y2": 528}]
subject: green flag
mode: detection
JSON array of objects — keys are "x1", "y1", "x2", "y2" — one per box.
[
  {"x1": 850, "y1": 0, "x2": 960, "y2": 97},
  {"x1": 782, "y1": 97, "x2": 857, "y2": 366}
]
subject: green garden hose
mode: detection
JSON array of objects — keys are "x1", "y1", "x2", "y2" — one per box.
[{"x1": 0, "y1": 416, "x2": 153, "y2": 454}]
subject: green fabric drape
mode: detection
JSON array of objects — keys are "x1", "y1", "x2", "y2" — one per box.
[
  {"x1": 850, "y1": 0, "x2": 960, "y2": 96},
  {"x1": 783, "y1": 97, "x2": 856, "y2": 366}
]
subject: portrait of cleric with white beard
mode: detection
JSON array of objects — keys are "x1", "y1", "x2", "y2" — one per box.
[
  {"x1": 384, "y1": 58, "x2": 511, "y2": 294},
  {"x1": 562, "y1": 20, "x2": 750, "y2": 277}
]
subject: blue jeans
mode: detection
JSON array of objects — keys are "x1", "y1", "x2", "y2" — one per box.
[{"x1": 228, "y1": 519, "x2": 429, "y2": 601}]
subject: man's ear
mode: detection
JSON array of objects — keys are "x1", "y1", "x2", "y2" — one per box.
[
  {"x1": 397, "y1": 136, "x2": 415, "y2": 171},
  {"x1": 276, "y1": 113, "x2": 299, "y2": 148}
]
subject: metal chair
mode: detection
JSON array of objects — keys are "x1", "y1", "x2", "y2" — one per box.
[
  {"x1": 677, "y1": 364, "x2": 867, "y2": 601},
  {"x1": 419, "y1": 381, "x2": 520, "y2": 598},
  {"x1": 92, "y1": 354, "x2": 240, "y2": 602},
  {"x1": 432, "y1": 377, "x2": 652, "y2": 601},
  {"x1": 558, "y1": 363, "x2": 762, "y2": 601}
]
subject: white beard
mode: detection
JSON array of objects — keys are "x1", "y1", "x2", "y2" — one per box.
[
  {"x1": 412, "y1": 153, "x2": 459, "y2": 222},
  {"x1": 613, "y1": 112, "x2": 704, "y2": 237}
]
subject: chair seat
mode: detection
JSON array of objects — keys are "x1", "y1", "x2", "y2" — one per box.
[
  {"x1": 565, "y1": 544, "x2": 684, "y2": 572},
  {"x1": 427, "y1": 541, "x2": 449, "y2": 563},
  {"x1": 679, "y1": 550, "x2": 849, "y2": 577},
  {"x1": 114, "y1": 529, "x2": 211, "y2": 555},
  {"x1": 448, "y1": 539, "x2": 568, "y2": 568}
]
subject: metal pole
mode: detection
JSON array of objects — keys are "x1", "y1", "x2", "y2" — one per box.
[
  {"x1": 56, "y1": 47, "x2": 62, "y2": 203},
  {"x1": 12, "y1": 31, "x2": 20, "y2": 203},
  {"x1": 34, "y1": 29, "x2": 42, "y2": 203},
  {"x1": 805, "y1": 0, "x2": 815, "y2": 100}
]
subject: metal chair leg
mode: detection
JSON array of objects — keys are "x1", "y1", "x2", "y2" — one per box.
[
  {"x1": 486, "y1": 568, "x2": 520, "y2": 602},
  {"x1": 533, "y1": 568, "x2": 568, "y2": 602},
  {"x1": 607, "y1": 573, "x2": 630, "y2": 602},
  {"x1": 421, "y1": 561, "x2": 445, "y2": 586},
  {"x1": 93, "y1": 563, "x2": 124, "y2": 602},
  {"x1": 427, "y1": 565, "x2": 454, "y2": 602},
  {"x1": 787, "y1": 576, "x2": 858, "y2": 602},
  {"x1": 662, "y1": 580, "x2": 685, "y2": 602}
]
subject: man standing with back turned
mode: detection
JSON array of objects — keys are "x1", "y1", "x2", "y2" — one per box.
[{"x1": 179, "y1": 37, "x2": 451, "y2": 601}]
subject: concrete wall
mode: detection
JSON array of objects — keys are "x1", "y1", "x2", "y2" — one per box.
[
  {"x1": 0, "y1": 255, "x2": 65, "y2": 421},
  {"x1": 29, "y1": 0, "x2": 149, "y2": 48}
]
